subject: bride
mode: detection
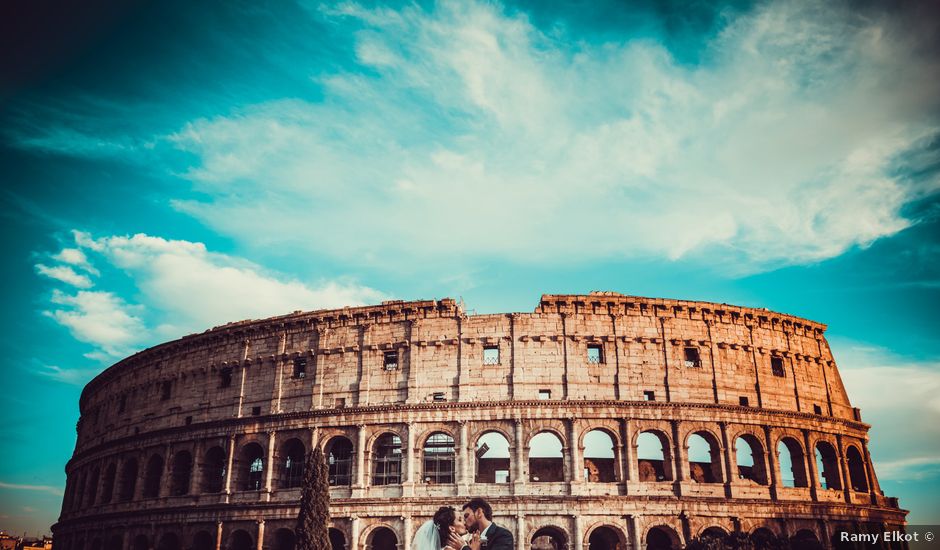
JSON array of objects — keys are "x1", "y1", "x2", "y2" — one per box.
[{"x1": 413, "y1": 506, "x2": 469, "y2": 550}]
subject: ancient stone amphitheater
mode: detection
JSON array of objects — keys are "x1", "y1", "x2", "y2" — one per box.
[{"x1": 54, "y1": 293, "x2": 907, "y2": 550}]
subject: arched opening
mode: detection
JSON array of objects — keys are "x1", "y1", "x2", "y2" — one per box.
[
  {"x1": 201, "y1": 446, "x2": 226, "y2": 493},
  {"x1": 229, "y1": 530, "x2": 254, "y2": 550},
  {"x1": 326, "y1": 437, "x2": 353, "y2": 486},
  {"x1": 274, "y1": 527, "x2": 297, "y2": 550},
  {"x1": 734, "y1": 435, "x2": 768, "y2": 485},
  {"x1": 170, "y1": 450, "x2": 193, "y2": 496},
  {"x1": 329, "y1": 528, "x2": 347, "y2": 550},
  {"x1": 637, "y1": 431, "x2": 672, "y2": 481},
  {"x1": 104, "y1": 535, "x2": 123, "y2": 550},
  {"x1": 588, "y1": 526, "x2": 621, "y2": 550},
  {"x1": 790, "y1": 529, "x2": 822, "y2": 550},
  {"x1": 372, "y1": 433, "x2": 402, "y2": 486},
  {"x1": 132, "y1": 534, "x2": 149, "y2": 550},
  {"x1": 423, "y1": 432, "x2": 456, "y2": 484},
  {"x1": 815, "y1": 441, "x2": 842, "y2": 490},
  {"x1": 846, "y1": 446, "x2": 869, "y2": 492},
  {"x1": 280, "y1": 438, "x2": 306, "y2": 489},
  {"x1": 367, "y1": 527, "x2": 398, "y2": 550},
  {"x1": 583, "y1": 430, "x2": 616, "y2": 482},
  {"x1": 100, "y1": 463, "x2": 116, "y2": 504},
  {"x1": 529, "y1": 432, "x2": 564, "y2": 482},
  {"x1": 699, "y1": 527, "x2": 728, "y2": 543},
  {"x1": 475, "y1": 431, "x2": 510, "y2": 483},
  {"x1": 777, "y1": 437, "x2": 808, "y2": 487},
  {"x1": 156, "y1": 533, "x2": 181, "y2": 550},
  {"x1": 688, "y1": 431, "x2": 722, "y2": 483},
  {"x1": 143, "y1": 454, "x2": 164, "y2": 498},
  {"x1": 644, "y1": 526, "x2": 679, "y2": 550},
  {"x1": 86, "y1": 467, "x2": 100, "y2": 505},
  {"x1": 751, "y1": 528, "x2": 778, "y2": 550},
  {"x1": 239, "y1": 442, "x2": 265, "y2": 491},
  {"x1": 192, "y1": 531, "x2": 214, "y2": 550},
  {"x1": 119, "y1": 459, "x2": 138, "y2": 501},
  {"x1": 531, "y1": 526, "x2": 567, "y2": 550}
]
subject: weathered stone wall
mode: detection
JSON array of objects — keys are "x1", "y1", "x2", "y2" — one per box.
[{"x1": 52, "y1": 293, "x2": 906, "y2": 550}]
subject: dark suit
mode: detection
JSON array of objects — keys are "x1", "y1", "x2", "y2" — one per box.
[{"x1": 464, "y1": 523, "x2": 514, "y2": 550}]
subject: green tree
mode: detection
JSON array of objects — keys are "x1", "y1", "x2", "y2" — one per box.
[{"x1": 296, "y1": 443, "x2": 331, "y2": 550}]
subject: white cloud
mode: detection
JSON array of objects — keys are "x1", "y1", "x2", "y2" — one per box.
[
  {"x1": 0, "y1": 482, "x2": 64, "y2": 497},
  {"x1": 165, "y1": 0, "x2": 939, "y2": 273},
  {"x1": 39, "y1": 232, "x2": 386, "y2": 361},
  {"x1": 52, "y1": 247, "x2": 99, "y2": 274},
  {"x1": 34, "y1": 364, "x2": 102, "y2": 386},
  {"x1": 34, "y1": 264, "x2": 93, "y2": 288}
]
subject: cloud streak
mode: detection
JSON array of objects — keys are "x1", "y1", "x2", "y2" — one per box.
[{"x1": 0, "y1": 482, "x2": 64, "y2": 497}]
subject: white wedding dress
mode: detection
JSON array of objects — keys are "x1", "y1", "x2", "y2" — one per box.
[{"x1": 413, "y1": 520, "x2": 442, "y2": 550}]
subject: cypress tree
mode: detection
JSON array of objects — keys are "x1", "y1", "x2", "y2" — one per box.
[{"x1": 296, "y1": 443, "x2": 331, "y2": 550}]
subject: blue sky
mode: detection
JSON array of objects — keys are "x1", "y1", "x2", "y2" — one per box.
[{"x1": 1, "y1": 0, "x2": 938, "y2": 536}]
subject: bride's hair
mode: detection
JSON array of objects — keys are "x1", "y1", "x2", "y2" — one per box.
[{"x1": 433, "y1": 506, "x2": 457, "y2": 545}]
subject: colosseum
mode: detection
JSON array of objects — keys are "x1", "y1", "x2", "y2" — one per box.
[{"x1": 53, "y1": 292, "x2": 908, "y2": 550}]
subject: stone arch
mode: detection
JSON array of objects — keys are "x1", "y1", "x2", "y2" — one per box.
[
  {"x1": 325, "y1": 436, "x2": 354, "y2": 486},
  {"x1": 697, "y1": 526, "x2": 728, "y2": 539},
  {"x1": 237, "y1": 442, "x2": 266, "y2": 491},
  {"x1": 531, "y1": 525, "x2": 569, "y2": 550},
  {"x1": 585, "y1": 524, "x2": 626, "y2": 550},
  {"x1": 733, "y1": 433, "x2": 768, "y2": 485},
  {"x1": 846, "y1": 445, "x2": 869, "y2": 492},
  {"x1": 582, "y1": 429, "x2": 618, "y2": 482},
  {"x1": 686, "y1": 431, "x2": 723, "y2": 483},
  {"x1": 371, "y1": 432, "x2": 403, "y2": 486},
  {"x1": 329, "y1": 527, "x2": 347, "y2": 550},
  {"x1": 776, "y1": 436, "x2": 808, "y2": 487},
  {"x1": 192, "y1": 530, "x2": 214, "y2": 550},
  {"x1": 643, "y1": 525, "x2": 680, "y2": 550},
  {"x1": 526, "y1": 426, "x2": 567, "y2": 448},
  {"x1": 364, "y1": 525, "x2": 398, "y2": 550},
  {"x1": 143, "y1": 453, "x2": 164, "y2": 498},
  {"x1": 469, "y1": 424, "x2": 515, "y2": 450},
  {"x1": 280, "y1": 437, "x2": 306, "y2": 489},
  {"x1": 475, "y1": 430, "x2": 511, "y2": 483},
  {"x1": 422, "y1": 431, "x2": 456, "y2": 484},
  {"x1": 229, "y1": 529, "x2": 254, "y2": 550},
  {"x1": 170, "y1": 450, "x2": 193, "y2": 496},
  {"x1": 790, "y1": 529, "x2": 823, "y2": 550},
  {"x1": 156, "y1": 532, "x2": 181, "y2": 550},
  {"x1": 200, "y1": 446, "x2": 226, "y2": 493},
  {"x1": 636, "y1": 430, "x2": 673, "y2": 482},
  {"x1": 815, "y1": 440, "x2": 842, "y2": 490},
  {"x1": 100, "y1": 463, "x2": 117, "y2": 504},
  {"x1": 528, "y1": 431, "x2": 564, "y2": 482},
  {"x1": 273, "y1": 527, "x2": 297, "y2": 550},
  {"x1": 750, "y1": 527, "x2": 779, "y2": 549}
]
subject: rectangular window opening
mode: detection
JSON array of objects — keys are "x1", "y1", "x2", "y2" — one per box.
[
  {"x1": 771, "y1": 356, "x2": 786, "y2": 377},
  {"x1": 293, "y1": 357, "x2": 307, "y2": 379},
  {"x1": 220, "y1": 367, "x2": 233, "y2": 388},
  {"x1": 383, "y1": 351, "x2": 399, "y2": 370},
  {"x1": 483, "y1": 346, "x2": 500, "y2": 365},
  {"x1": 184, "y1": 415, "x2": 193, "y2": 426},
  {"x1": 334, "y1": 397, "x2": 346, "y2": 409},
  {"x1": 643, "y1": 390, "x2": 656, "y2": 401},
  {"x1": 813, "y1": 404, "x2": 823, "y2": 415},
  {"x1": 160, "y1": 381, "x2": 172, "y2": 401},
  {"x1": 251, "y1": 406, "x2": 261, "y2": 416},
  {"x1": 432, "y1": 392, "x2": 446, "y2": 402},
  {"x1": 538, "y1": 389, "x2": 551, "y2": 400},
  {"x1": 739, "y1": 396, "x2": 749, "y2": 406},
  {"x1": 494, "y1": 470, "x2": 510, "y2": 484},
  {"x1": 587, "y1": 344, "x2": 603, "y2": 364},
  {"x1": 683, "y1": 347, "x2": 702, "y2": 368}
]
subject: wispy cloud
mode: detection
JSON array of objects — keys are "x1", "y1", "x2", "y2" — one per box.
[
  {"x1": 0, "y1": 482, "x2": 63, "y2": 497},
  {"x1": 34, "y1": 264, "x2": 93, "y2": 288}
]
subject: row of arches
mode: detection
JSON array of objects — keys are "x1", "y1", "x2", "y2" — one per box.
[{"x1": 64, "y1": 424, "x2": 873, "y2": 513}]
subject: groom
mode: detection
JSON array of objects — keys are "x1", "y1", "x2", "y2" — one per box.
[{"x1": 448, "y1": 498, "x2": 514, "y2": 550}]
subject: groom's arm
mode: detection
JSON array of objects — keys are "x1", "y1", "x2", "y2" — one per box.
[{"x1": 487, "y1": 529, "x2": 514, "y2": 550}]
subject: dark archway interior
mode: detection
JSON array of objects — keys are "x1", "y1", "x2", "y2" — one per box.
[
  {"x1": 645, "y1": 527, "x2": 677, "y2": 550},
  {"x1": 329, "y1": 528, "x2": 347, "y2": 550},
  {"x1": 369, "y1": 527, "x2": 398, "y2": 550},
  {"x1": 531, "y1": 527, "x2": 567, "y2": 550},
  {"x1": 588, "y1": 527, "x2": 620, "y2": 550}
]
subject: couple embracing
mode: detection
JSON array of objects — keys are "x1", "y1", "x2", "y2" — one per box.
[{"x1": 413, "y1": 498, "x2": 514, "y2": 550}]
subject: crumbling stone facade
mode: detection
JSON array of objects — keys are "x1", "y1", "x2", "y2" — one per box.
[{"x1": 53, "y1": 293, "x2": 907, "y2": 550}]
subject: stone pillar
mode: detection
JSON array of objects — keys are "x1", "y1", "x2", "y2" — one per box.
[
  {"x1": 719, "y1": 422, "x2": 734, "y2": 497},
  {"x1": 190, "y1": 439, "x2": 205, "y2": 496},
  {"x1": 861, "y1": 440, "x2": 882, "y2": 498},
  {"x1": 671, "y1": 420, "x2": 686, "y2": 484},
  {"x1": 403, "y1": 515, "x2": 413, "y2": 550},
  {"x1": 403, "y1": 422, "x2": 416, "y2": 497},
  {"x1": 224, "y1": 435, "x2": 236, "y2": 495},
  {"x1": 351, "y1": 516, "x2": 361, "y2": 550},
  {"x1": 264, "y1": 431, "x2": 277, "y2": 498},
  {"x1": 836, "y1": 434, "x2": 852, "y2": 501},
  {"x1": 236, "y1": 360, "x2": 249, "y2": 418},
  {"x1": 516, "y1": 514, "x2": 526, "y2": 550},
  {"x1": 568, "y1": 418, "x2": 581, "y2": 486},
  {"x1": 458, "y1": 420, "x2": 470, "y2": 494},
  {"x1": 514, "y1": 419, "x2": 527, "y2": 488},
  {"x1": 215, "y1": 521, "x2": 223, "y2": 550},
  {"x1": 623, "y1": 419, "x2": 637, "y2": 486},
  {"x1": 626, "y1": 515, "x2": 641, "y2": 550},
  {"x1": 762, "y1": 425, "x2": 778, "y2": 501},
  {"x1": 355, "y1": 425, "x2": 367, "y2": 495},
  {"x1": 802, "y1": 429, "x2": 819, "y2": 501},
  {"x1": 572, "y1": 515, "x2": 583, "y2": 550},
  {"x1": 256, "y1": 519, "x2": 265, "y2": 550}
]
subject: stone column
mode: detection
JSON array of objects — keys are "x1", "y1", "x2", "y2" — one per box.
[
  {"x1": 403, "y1": 422, "x2": 416, "y2": 497},
  {"x1": 351, "y1": 516, "x2": 361, "y2": 550},
  {"x1": 861, "y1": 440, "x2": 881, "y2": 498},
  {"x1": 568, "y1": 417, "x2": 581, "y2": 487},
  {"x1": 719, "y1": 422, "x2": 734, "y2": 497},
  {"x1": 514, "y1": 419, "x2": 527, "y2": 488},
  {"x1": 264, "y1": 431, "x2": 277, "y2": 498},
  {"x1": 623, "y1": 419, "x2": 637, "y2": 486},
  {"x1": 670, "y1": 420, "x2": 686, "y2": 484},
  {"x1": 626, "y1": 515, "x2": 641, "y2": 550},
  {"x1": 256, "y1": 519, "x2": 265, "y2": 550},
  {"x1": 355, "y1": 425, "x2": 367, "y2": 496},
  {"x1": 403, "y1": 515, "x2": 413, "y2": 550},
  {"x1": 572, "y1": 515, "x2": 583, "y2": 550},
  {"x1": 458, "y1": 420, "x2": 470, "y2": 494},
  {"x1": 516, "y1": 514, "x2": 526, "y2": 550},
  {"x1": 224, "y1": 435, "x2": 236, "y2": 495},
  {"x1": 190, "y1": 439, "x2": 205, "y2": 496},
  {"x1": 762, "y1": 425, "x2": 778, "y2": 501},
  {"x1": 836, "y1": 434, "x2": 852, "y2": 501},
  {"x1": 801, "y1": 429, "x2": 819, "y2": 501},
  {"x1": 215, "y1": 521, "x2": 223, "y2": 550}
]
